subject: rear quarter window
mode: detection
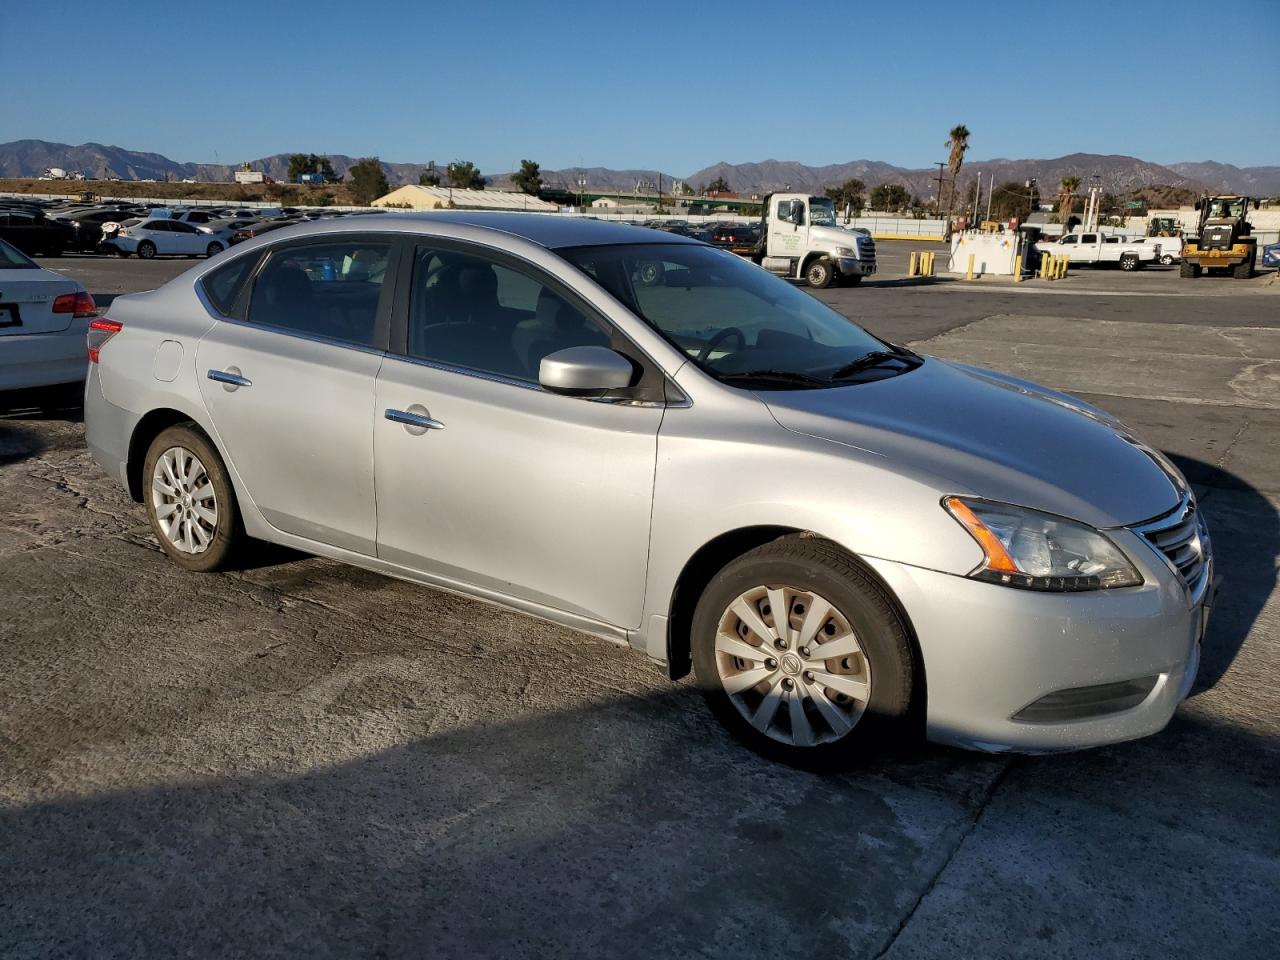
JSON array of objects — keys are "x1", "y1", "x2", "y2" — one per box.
[{"x1": 201, "y1": 253, "x2": 259, "y2": 316}]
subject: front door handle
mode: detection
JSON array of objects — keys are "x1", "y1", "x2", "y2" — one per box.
[
  {"x1": 207, "y1": 368, "x2": 251, "y2": 388},
  {"x1": 385, "y1": 407, "x2": 445, "y2": 433}
]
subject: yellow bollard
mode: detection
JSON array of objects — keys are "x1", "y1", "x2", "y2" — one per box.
[
  {"x1": 1039, "y1": 254, "x2": 1049, "y2": 280},
  {"x1": 966, "y1": 253, "x2": 975, "y2": 281},
  {"x1": 928, "y1": 251, "x2": 936, "y2": 275},
  {"x1": 1013, "y1": 254, "x2": 1023, "y2": 282},
  {"x1": 1061, "y1": 255, "x2": 1070, "y2": 278},
  {"x1": 908, "y1": 251, "x2": 918, "y2": 277}
]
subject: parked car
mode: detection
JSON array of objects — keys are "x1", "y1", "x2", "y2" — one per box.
[
  {"x1": 1261, "y1": 241, "x2": 1280, "y2": 269},
  {"x1": 84, "y1": 214, "x2": 1212, "y2": 766},
  {"x1": 103, "y1": 218, "x2": 229, "y2": 258},
  {"x1": 61, "y1": 207, "x2": 143, "y2": 251},
  {"x1": 230, "y1": 219, "x2": 299, "y2": 244},
  {"x1": 0, "y1": 209, "x2": 77, "y2": 256},
  {"x1": 0, "y1": 237, "x2": 97, "y2": 390}
]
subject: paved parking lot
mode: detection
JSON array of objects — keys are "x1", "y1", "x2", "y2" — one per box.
[{"x1": 2, "y1": 245, "x2": 1278, "y2": 958}]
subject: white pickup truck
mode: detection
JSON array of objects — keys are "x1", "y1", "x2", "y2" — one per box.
[{"x1": 1035, "y1": 231, "x2": 1157, "y2": 271}]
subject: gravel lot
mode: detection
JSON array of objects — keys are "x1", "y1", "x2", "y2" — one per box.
[{"x1": 2, "y1": 245, "x2": 1278, "y2": 959}]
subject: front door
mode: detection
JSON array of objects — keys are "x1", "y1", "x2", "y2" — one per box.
[
  {"x1": 195, "y1": 235, "x2": 395, "y2": 554},
  {"x1": 373, "y1": 241, "x2": 663, "y2": 628}
]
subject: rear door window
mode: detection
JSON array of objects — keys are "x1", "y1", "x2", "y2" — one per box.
[
  {"x1": 245, "y1": 238, "x2": 392, "y2": 348},
  {"x1": 201, "y1": 253, "x2": 260, "y2": 317}
]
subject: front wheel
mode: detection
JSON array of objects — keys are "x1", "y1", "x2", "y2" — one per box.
[
  {"x1": 1180, "y1": 260, "x2": 1201, "y2": 278},
  {"x1": 805, "y1": 257, "x2": 834, "y2": 289},
  {"x1": 691, "y1": 535, "x2": 914, "y2": 768},
  {"x1": 143, "y1": 424, "x2": 244, "y2": 572},
  {"x1": 137, "y1": 240, "x2": 157, "y2": 259}
]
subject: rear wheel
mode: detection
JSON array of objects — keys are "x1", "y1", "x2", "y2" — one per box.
[
  {"x1": 1180, "y1": 260, "x2": 1201, "y2": 278},
  {"x1": 1119, "y1": 253, "x2": 1139, "y2": 271},
  {"x1": 143, "y1": 424, "x2": 243, "y2": 572},
  {"x1": 137, "y1": 240, "x2": 157, "y2": 259},
  {"x1": 691, "y1": 535, "x2": 914, "y2": 768},
  {"x1": 1159, "y1": 254, "x2": 1174, "y2": 266},
  {"x1": 805, "y1": 257, "x2": 834, "y2": 289}
]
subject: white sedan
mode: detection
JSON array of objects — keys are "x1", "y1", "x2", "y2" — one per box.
[
  {"x1": 106, "y1": 218, "x2": 231, "y2": 259},
  {"x1": 0, "y1": 237, "x2": 97, "y2": 391}
]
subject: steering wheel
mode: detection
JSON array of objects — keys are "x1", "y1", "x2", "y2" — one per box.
[{"x1": 697, "y1": 326, "x2": 746, "y2": 364}]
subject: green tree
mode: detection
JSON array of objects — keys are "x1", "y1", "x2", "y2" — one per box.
[
  {"x1": 824, "y1": 177, "x2": 866, "y2": 214},
  {"x1": 706, "y1": 175, "x2": 731, "y2": 194},
  {"x1": 348, "y1": 158, "x2": 389, "y2": 205},
  {"x1": 286, "y1": 154, "x2": 312, "y2": 181},
  {"x1": 512, "y1": 159, "x2": 542, "y2": 196},
  {"x1": 988, "y1": 180, "x2": 1039, "y2": 220},
  {"x1": 944, "y1": 124, "x2": 971, "y2": 216},
  {"x1": 870, "y1": 183, "x2": 911, "y2": 212},
  {"x1": 318, "y1": 156, "x2": 336, "y2": 182},
  {"x1": 419, "y1": 169, "x2": 441, "y2": 186},
  {"x1": 447, "y1": 160, "x2": 486, "y2": 190}
]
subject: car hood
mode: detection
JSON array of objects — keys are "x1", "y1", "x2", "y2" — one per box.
[
  {"x1": 760, "y1": 358, "x2": 1183, "y2": 529},
  {"x1": 810, "y1": 225, "x2": 869, "y2": 247}
]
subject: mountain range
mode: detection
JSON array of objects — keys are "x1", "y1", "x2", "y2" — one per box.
[{"x1": 2, "y1": 139, "x2": 1278, "y2": 198}]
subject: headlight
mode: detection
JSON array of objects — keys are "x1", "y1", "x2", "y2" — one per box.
[
  {"x1": 834, "y1": 246, "x2": 858, "y2": 258},
  {"x1": 943, "y1": 497, "x2": 1142, "y2": 592}
]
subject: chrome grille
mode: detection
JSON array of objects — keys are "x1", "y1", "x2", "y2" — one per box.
[
  {"x1": 857, "y1": 237, "x2": 877, "y2": 263},
  {"x1": 1132, "y1": 496, "x2": 1212, "y2": 602}
]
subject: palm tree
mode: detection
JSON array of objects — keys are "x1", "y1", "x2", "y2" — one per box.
[
  {"x1": 943, "y1": 125, "x2": 971, "y2": 219},
  {"x1": 1058, "y1": 176, "x2": 1080, "y2": 229}
]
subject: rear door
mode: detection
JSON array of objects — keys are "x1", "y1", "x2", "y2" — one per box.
[
  {"x1": 195, "y1": 235, "x2": 396, "y2": 554},
  {"x1": 168, "y1": 220, "x2": 205, "y2": 254}
]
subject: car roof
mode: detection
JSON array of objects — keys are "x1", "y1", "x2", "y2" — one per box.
[{"x1": 294, "y1": 211, "x2": 702, "y2": 250}]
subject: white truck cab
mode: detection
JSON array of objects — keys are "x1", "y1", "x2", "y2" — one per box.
[{"x1": 752, "y1": 193, "x2": 876, "y2": 287}]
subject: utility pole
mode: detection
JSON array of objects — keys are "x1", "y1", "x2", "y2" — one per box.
[{"x1": 933, "y1": 162, "x2": 948, "y2": 219}]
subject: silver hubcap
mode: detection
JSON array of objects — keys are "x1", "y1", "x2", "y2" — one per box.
[
  {"x1": 809, "y1": 265, "x2": 826, "y2": 283},
  {"x1": 151, "y1": 446, "x2": 218, "y2": 554},
  {"x1": 715, "y1": 585, "x2": 872, "y2": 747}
]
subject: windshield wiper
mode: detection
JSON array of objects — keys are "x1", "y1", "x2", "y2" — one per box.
[
  {"x1": 828, "y1": 349, "x2": 920, "y2": 381},
  {"x1": 718, "y1": 370, "x2": 829, "y2": 389}
]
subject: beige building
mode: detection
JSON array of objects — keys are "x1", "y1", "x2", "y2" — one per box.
[{"x1": 372, "y1": 184, "x2": 558, "y2": 212}]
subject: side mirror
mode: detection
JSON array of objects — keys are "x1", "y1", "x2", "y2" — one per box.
[{"x1": 539, "y1": 345, "x2": 637, "y2": 396}]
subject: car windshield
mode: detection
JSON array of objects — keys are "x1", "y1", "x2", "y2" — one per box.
[
  {"x1": 808, "y1": 198, "x2": 838, "y2": 226},
  {"x1": 0, "y1": 238, "x2": 38, "y2": 269},
  {"x1": 559, "y1": 243, "x2": 912, "y2": 387}
]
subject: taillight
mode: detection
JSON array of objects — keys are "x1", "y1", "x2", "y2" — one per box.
[
  {"x1": 87, "y1": 317, "x2": 123, "y2": 363},
  {"x1": 53, "y1": 291, "x2": 98, "y2": 318}
]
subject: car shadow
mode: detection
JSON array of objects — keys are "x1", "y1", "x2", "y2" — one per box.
[
  {"x1": 1164, "y1": 455, "x2": 1277, "y2": 695},
  {"x1": 0, "y1": 387, "x2": 84, "y2": 466},
  {"x1": 0, "y1": 687, "x2": 1274, "y2": 959}
]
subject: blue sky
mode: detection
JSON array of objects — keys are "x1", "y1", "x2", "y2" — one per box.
[{"x1": 4, "y1": 0, "x2": 1277, "y2": 174}]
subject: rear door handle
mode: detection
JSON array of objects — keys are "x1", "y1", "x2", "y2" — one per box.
[
  {"x1": 385, "y1": 407, "x2": 445, "y2": 432},
  {"x1": 207, "y1": 369, "x2": 251, "y2": 387}
]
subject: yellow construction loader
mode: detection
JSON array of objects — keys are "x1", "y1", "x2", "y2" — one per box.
[{"x1": 1180, "y1": 195, "x2": 1259, "y2": 279}]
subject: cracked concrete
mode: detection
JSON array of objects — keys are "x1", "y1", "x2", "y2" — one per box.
[{"x1": 1, "y1": 250, "x2": 1278, "y2": 958}]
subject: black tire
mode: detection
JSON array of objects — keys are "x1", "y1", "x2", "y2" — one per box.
[
  {"x1": 1180, "y1": 260, "x2": 1201, "y2": 278},
  {"x1": 1233, "y1": 252, "x2": 1254, "y2": 280},
  {"x1": 142, "y1": 424, "x2": 244, "y2": 572},
  {"x1": 137, "y1": 240, "x2": 157, "y2": 260},
  {"x1": 1159, "y1": 254, "x2": 1174, "y2": 266},
  {"x1": 205, "y1": 241, "x2": 224, "y2": 257},
  {"x1": 691, "y1": 534, "x2": 915, "y2": 768},
  {"x1": 1119, "y1": 253, "x2": 1139, "y2": 271},
  {"x1": 805, "y1": 257, "x2": 834, "y2": 289}
]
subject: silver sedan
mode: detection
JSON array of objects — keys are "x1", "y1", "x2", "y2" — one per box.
[{"x1": 84, "y1": 213, "x2": 1212, "y2": 766}]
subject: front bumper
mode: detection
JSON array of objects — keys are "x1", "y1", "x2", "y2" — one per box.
[
  {"x1": 836, "y1": 257, "x2": 876, "y2": 277},
  {"x1": 865, "y1": 538, "x2": 1207, "y2": 753}
]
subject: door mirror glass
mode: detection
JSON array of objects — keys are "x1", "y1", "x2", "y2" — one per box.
[{"x1": 538, "y1": 345, "x2": 637, "y2": 395}]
